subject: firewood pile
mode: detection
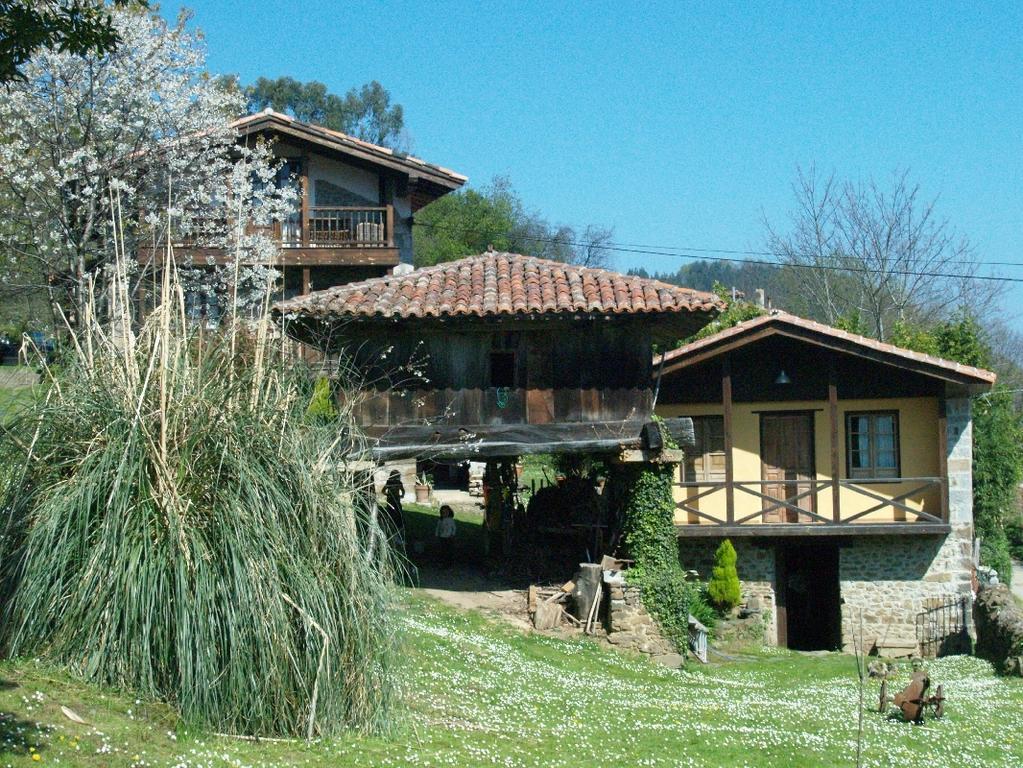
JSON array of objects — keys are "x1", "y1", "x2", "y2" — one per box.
[
  {"x1": 528, "y1": 557, "x2": 628, "y2": 634},
  {"x1": 528, "y1": 581, "x2": 579, "y2": 630}
]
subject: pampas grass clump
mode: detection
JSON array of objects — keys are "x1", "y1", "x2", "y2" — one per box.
[{"x1": 0, "y1": 255, "x2": 398, "y2": 737}]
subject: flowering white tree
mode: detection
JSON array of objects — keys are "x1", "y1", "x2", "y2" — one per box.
[{"x1": 0, "y1": 6, "x2": 294, "y2": 326}]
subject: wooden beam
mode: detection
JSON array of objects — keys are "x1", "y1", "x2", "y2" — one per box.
[
  {"x1": 386, "y1": 205, "x2": 395, "y2": 248},
  {"x1": 829, "y1": 356, "x2": 841, "y2": 522},
  {"x1": 722, "y1": 355, "x2": 735, "y2": 523},
  {"x1": 660, "y1": 323, "x2": 992, "y2": 387},
  {"x1": 301, "y1": 267, "x2": 311, "y2": 296},
  {"x1": 138, "y1": 246, "x2": 400, "y2": 268},
  {"x1": 614, "y1": 448, "x2": 686, "y2": 464},
  {"x1": 675, "y1": 522, "x2": 952, "y2": 538},
  {"x1": 301, "y1": 152, "x2": 311, "y2": 247}
]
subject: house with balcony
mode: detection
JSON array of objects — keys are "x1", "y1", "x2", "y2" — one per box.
[
  {"x1": 141, "y1": 109, "x2": 466, "y2": 305},
  {"x1": 654, "y1": 310, "x2": 995, "y2": 653}
]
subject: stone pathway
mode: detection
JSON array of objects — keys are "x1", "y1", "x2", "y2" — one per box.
[{"x1": 1012, "y1": 560, "x2": 1023, "y2": 605}]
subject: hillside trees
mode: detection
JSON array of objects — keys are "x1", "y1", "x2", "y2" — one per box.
[
  {"x1": 0, "y1": 6, "x2": 293, "y2": 326},
  {"x1": 413, "y1": 176, "x2": 614, "y2": 268},
  {"x1": 245, "y1": 76, "x2": 406, "y2": 148}
]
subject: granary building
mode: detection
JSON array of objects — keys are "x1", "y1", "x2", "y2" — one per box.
[{"x1": 278, "y1": 255, "x2": 994, "y2": 655}]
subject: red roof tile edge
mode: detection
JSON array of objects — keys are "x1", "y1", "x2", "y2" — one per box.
[{"x1": 274, "y1": 252, "x2": 724, "y2": 321}]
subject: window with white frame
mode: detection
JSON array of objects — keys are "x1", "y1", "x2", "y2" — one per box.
[{"x1": 846, "y1": 411, "x2": 900, "y2": 479}]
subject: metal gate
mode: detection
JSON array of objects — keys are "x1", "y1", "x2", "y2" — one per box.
[{"x1": 916, "y1": 596, "x2": 971, "y2": 658}]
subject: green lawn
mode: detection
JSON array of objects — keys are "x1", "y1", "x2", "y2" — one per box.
[
  {"x1": 0, "y1": 368, "x2": 38, "y2": 423},
  {"x1": 2, "y1": 595, "x2": 1022, "y2": 768}
]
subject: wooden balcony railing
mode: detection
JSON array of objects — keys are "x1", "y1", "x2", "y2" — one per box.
[
  {"x1": 281, "y1": 205, "x2": 394, "y2": 248},
  {"x1": 675, "y1": 476, "x2": 946, "y2": 528}
]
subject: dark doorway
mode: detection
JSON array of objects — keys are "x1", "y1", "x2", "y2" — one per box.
[
  {"x1": 760, "y1": 412, "x2": 816, "y2": 522},
  {"x1": 776, "y1": 543, "x2": 841, "y2": 650}
]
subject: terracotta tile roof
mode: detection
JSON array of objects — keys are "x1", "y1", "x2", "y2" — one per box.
[
  {"x1": 656, "y1": 310, "x2": 997, "y2": 385},
  {"x1": 231, "y1": 110, "x2": 467, "y2": 186},
  {"x1": 275, "y1": 252, "x2": 723, "y2": 321}
]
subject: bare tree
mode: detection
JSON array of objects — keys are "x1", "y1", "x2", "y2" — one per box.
[
  {"x1": 767, "y1": 166, "x2": 1003, "y2": 341},
  {"x1": 570, "y1": 224, "x2": 615, "y2": 269}
]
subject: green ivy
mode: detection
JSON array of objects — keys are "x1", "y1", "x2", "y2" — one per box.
[
  {"x1": 686, "y1": 282, "x2": 764, "y2": 344},
  {"x1": 614, "y1": 463, "x2": 709, "y2": 650}
]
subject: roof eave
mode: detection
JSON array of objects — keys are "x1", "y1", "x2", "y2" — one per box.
[{"x1": 657, "y1": 317, "x2": 997, "y2": 389}]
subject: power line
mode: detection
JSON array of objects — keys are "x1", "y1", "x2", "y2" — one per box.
[{"x1": 412, "y1": 220, "x2": 1023, "y2": 284}]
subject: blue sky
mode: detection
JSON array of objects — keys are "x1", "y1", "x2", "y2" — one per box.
[{"x1": 173, "y1": 1, "x2": 1023, "y2": 318}]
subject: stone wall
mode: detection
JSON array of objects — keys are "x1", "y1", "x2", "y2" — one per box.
[
  {"x1": 679, "y1": 528, "x2": 974, "y2": 652},
  {"x1": 606, "y1": 582, "x2": 676, "y2": 660},
  {"x1": 945, "y1": 398, "x2": 973, "y2": 526},
  {"x1": 838, "y1": 525, "x2": 974, "y2": 653},
  {"x1": 678, "y1": 538, "x2": 776, "y2": 643}
]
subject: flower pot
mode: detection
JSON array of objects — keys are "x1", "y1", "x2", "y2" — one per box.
[{"x1": 415, "y1": 483, "x2": 431, "y2": 503}]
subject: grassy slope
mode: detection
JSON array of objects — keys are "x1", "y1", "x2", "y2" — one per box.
[
  {"x1": 3, "y1": 488, "x2": 1023, "y2": 766},
  {"x1": 2, "y1": 596, "x2": 1023, "y2": 768}
]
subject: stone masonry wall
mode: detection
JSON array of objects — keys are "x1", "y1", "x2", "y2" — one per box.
[
  {"x1": 945, "y1": 398, "x2": 973, "y2": 526},
  {"x1": 678, "y1": 539, "x2": 776, "y2": 643},
  {"x1": 839, "y1": 525, "x2": 974, "y2": 653},
  {"x1": 606, "y1": 582, "x2": 675, "y2": 658}
]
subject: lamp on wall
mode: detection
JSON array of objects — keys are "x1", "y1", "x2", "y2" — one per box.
[{"x1": 774, "y1": 369, "x2": 792, "y2": 385}]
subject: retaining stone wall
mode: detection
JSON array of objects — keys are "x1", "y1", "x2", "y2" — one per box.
[{"x1": 606, "y1": 583, "x2": 675, "y2": 657}]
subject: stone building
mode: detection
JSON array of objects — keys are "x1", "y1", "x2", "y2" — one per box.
[{"x1": 656, "y1": 311, "x2": 993, "y2": 653}]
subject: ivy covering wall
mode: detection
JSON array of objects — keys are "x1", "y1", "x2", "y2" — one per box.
[{"x1": 613, "y1": 463, "x2": 711, "y2": 651}]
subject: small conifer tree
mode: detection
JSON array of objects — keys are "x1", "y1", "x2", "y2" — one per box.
[
  {"x1": 306, "y1": 376, "x2": 337, "y2": 423},
  {"x1": 707, "y1": 539, "x2": 741, "y2": 610}
]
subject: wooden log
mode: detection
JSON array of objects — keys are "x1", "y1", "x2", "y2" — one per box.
[
  {"x1": 533, "y1": 601, "x2": 563, "y2": 630},
  {"x1": 572, "y1": 564, "x2": 602, "y2": 619}
]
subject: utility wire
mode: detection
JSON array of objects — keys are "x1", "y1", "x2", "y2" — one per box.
[{"x1": 412, "y1": 220, "x2": 1023, "y2": 284}]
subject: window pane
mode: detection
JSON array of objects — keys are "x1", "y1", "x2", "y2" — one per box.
[
  {"x1": 876, "y1": 434, "x2": 895, "y2": 452},
  {"x1": 875, "y1": 415, "x2": 895, "y2": 434},
  {"x1": 850, "y1": 415, "x2": 870, "y2": 434},
  {"x1": 850, "y1": 449, "x2": 868, "y2": 469},
  {"x1": 876, "y1": 450, "x2": 897, "y2": 469}
]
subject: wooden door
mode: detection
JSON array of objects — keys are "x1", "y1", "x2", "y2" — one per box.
[{"x1": 760, "y1": 412, "x2": 815, "y2": 522}]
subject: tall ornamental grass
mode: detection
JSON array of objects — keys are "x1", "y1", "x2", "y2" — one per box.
[{"x1": 0, "y1": 247, "x2": 398, "y2": 737}]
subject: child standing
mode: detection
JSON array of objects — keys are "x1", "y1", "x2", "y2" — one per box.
[{"x1": 435, "y1": 505, "x2": 457, "y2": 562}]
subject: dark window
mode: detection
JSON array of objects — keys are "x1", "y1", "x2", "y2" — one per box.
[
  {"x1": 489, "y1": 332, "x2": 520, "y2": 388},
  {"x1": 684, "y1": 415, "x2": 726, "y2": 482},
  {"x1": 845, "y1": 411, "x2": 900, "y2": 479},
  {"x1": 489, "y1": 352, "x2": 516, "y2": 388}
]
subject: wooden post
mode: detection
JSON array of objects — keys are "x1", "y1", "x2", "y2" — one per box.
[
  {"x1": 938, "y1": 397, "x2": 949, "y2": 523},
  {"x1": 300, "y1": 153, "x2": 310, "y2": 247},
  {"x1": 385, "y1": 204, "x2": 395, "y2": 247},
  {"x1": 722, "y1": 356, "x2": 735, "y2": 523},
  {"x1": 829, "y1": 357, "x2": 841, "y2": 523},
  {"x1": 302, "y1": 267, "x2": 311, "y2": 296}
]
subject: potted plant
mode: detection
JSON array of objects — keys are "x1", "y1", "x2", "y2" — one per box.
[{"x1": 414, "y1": 472, "x2": 432, "y2": 503}]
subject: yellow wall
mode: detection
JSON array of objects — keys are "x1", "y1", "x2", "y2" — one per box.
[{"x1": 657, "y1": 397, "x2": 942, "y2": 526}]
